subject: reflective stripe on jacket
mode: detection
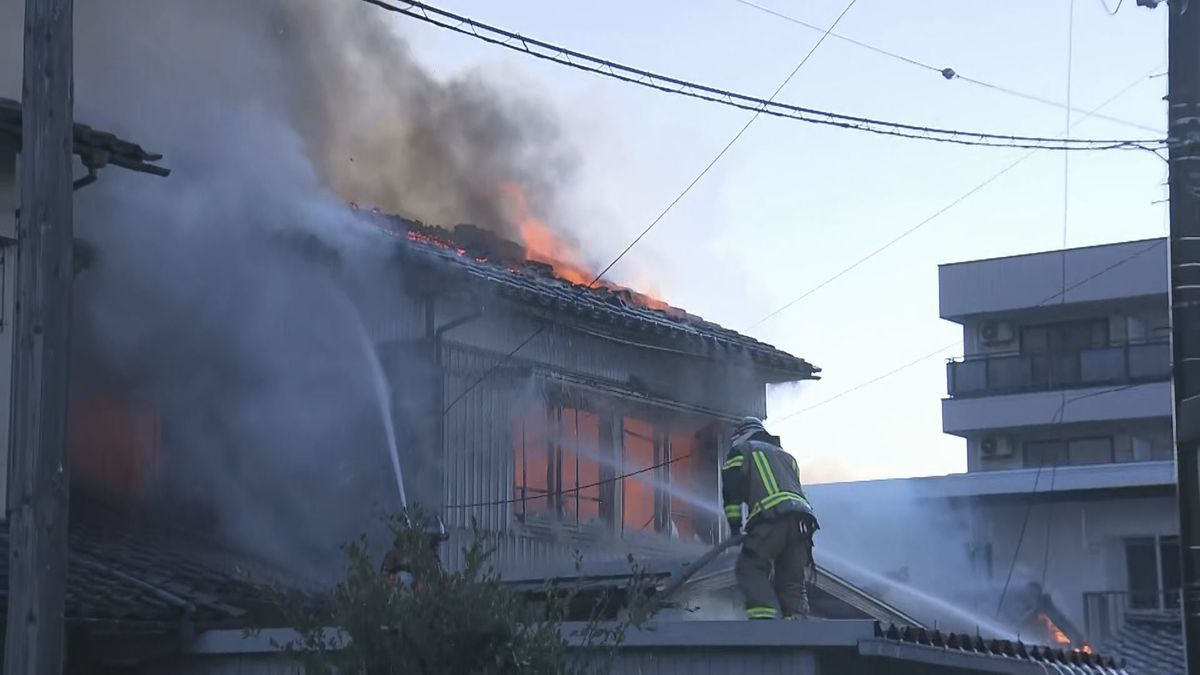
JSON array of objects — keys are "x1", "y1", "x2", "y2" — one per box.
[{"x1": 722, "y1": 438, "x2": 817, "y2": 532}]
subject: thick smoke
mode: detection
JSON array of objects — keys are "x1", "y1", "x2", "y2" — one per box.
[
  {"x1": 809, "y1": 481, "x2": 1020, "y2": 637},
  {"x1": 1, "y1": 0, "x2": 584, "y2": 577}
]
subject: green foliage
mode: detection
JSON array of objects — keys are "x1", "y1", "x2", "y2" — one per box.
[{"x1": 269, "y1": 508, "x2": 655, "y2": 675}]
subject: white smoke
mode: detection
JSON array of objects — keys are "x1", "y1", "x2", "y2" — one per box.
[{"x1": 1, "y1": 0, "x2": 587, "y2": 577}]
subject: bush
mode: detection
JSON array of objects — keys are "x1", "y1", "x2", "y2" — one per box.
[{"x1": 271, "y1": 509, "x2": 652, "y2": 674}]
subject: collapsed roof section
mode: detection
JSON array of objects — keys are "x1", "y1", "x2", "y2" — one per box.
[{"x1": 362, "y1": 212, "x2": 818, "y2": 382}]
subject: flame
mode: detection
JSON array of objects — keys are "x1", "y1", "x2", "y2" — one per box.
[
  {"x1": 1036, "y1": 612, "x2": 1071, "y2": 645},
  {"x1": 496, "y1": 181, "x2": 671, "y2": 310},
  {"x1": 498, "y1": 181, "x2": 593, "y2": 286}
]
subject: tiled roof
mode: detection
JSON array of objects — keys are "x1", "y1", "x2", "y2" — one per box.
[
  {"x1": 0, "y1": 497, "x2": 287, "y2": 630},
  {"x1": 368, "y1": 215, "x2": 818, "y2": 379},
  {"x1": 874, "y1": 623, "x2": 1128, "y2": 674},
  {"x1": 1107, "y1": 615, "x2": 1184, "y2": 675},
  {"x1": 0, "y1": 97, "x2": 169, "y2": 177}
]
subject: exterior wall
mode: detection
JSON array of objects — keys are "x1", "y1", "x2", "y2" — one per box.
[
  {"x1": 943, "y1": 382, "x2": 1171, "y2": 436},
  {"x1": 373, "y1": 291, "x2": 767, "y2": 572},
  {"x1": 939, "y1": 238, "x2": 1167, "y2": 320},
  {"x1": 966, "y1": 419, "x2": 1174, "y2": 471},
  {"x1": 434, "y1": 294, "x2": 770, "y2": 417},
  {"x1": 976, "y1": 494, "x2": 1178, "y2": 635},
  {"x1": 960, "y1": 299, "x2": 1169, "y2": 358}
]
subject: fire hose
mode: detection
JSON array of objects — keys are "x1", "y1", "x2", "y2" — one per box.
[{"x1": 656, "y1": 533, "x2": 744, "y2": 602}]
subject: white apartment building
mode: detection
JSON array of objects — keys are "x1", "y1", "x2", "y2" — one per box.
[{"x1": 808, "y1": 238, "x2": 1181, "y2": 674}]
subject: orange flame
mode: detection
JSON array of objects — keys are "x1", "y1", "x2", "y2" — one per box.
[
  {"x1": 497, "y1": 181, "x2": 670, "y2": 309},
  {"x1": 1036, "y1": 612, "x2": 1071, "y2": 645}
]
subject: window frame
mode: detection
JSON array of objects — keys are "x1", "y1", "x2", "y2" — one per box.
[
  {"x1": 510, "y1": 385, "x2": 721, "y2": 544},
  {"x1": 1123, "y1": 534, "x2": 1182, "y2": 612}
]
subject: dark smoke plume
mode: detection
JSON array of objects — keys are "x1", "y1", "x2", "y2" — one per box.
[{"x1": 0, "y1": 0, "x2": 582, "y2": 577}]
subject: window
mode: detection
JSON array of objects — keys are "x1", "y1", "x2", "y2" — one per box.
[
  {"x1": 511, "y1": 389, "x2": 718, "y2": 544},
  {"x1": 1021, "y1": 319, "x2": 1109, "y2": 356},
  {"x1": 1125, "y1": 536, "x2": 1180, "y2": 611},
  {"x1": 1023, "y1": 437, "x2": 1114, "y2": 468},
  {"x1": 1022, "y1": 319, "x2": 1110, "y2": 388},
  {"x1": 511, "y1": 398, "x2": 607, "y2": 525}
]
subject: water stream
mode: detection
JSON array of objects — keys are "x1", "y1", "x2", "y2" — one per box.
[
  {"x1": 818, "y1": 547, "x2": 1015, "y2": 639},
  {"x1": 349, "y1": 310, "x2": 407, "y2": 509}
]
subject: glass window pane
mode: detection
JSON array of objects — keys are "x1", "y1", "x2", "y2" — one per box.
[
  {"x1": 1025, "y1": 440, "x2": 1067, "y2": 468},
  {"x1": 1126, "y1": 538, "x2": 1160, "y2": 610},
  {"x1": 622, "y1": 416, "x2": 657, "y2": 534},
  {"x1": 1161, "y1": 536, "x2": 1181, "y2": 609},
  {"x1": 513, "y1": 398, "x2": 551, "y2": 517},
  {"x1": 1068, "y1": 437, "x2": 1113, "y2": 466}
]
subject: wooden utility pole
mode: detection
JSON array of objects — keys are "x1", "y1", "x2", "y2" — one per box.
[
  {"x1": 1164, "y1": 0, "x2": 1200, "y2": 671},
  {"x1": 5, "y1": 0, "x2": 75, "y2": 672}
]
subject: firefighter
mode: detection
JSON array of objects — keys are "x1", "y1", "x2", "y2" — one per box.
[
  {"x1": 722, "y1": 416, "x2": 819, "y2": 620},
  {"x1": 381, "y1": 513, "x2": 449, "y2": 593}
]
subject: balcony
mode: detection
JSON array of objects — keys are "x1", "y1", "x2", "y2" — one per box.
[
  {"x1": 947, "y1": 341, "x2": 1171, "y2": 399},
  {"x1": 1083, "y1": 590, "x2": 1180, "y2": 652}
]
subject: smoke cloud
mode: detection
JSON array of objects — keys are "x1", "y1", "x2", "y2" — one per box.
[{"x1": 1, "y1": 0, "x2": 585, "y2": 577}]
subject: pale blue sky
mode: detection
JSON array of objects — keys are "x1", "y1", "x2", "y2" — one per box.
[{"x1": 399, "y1": 1, "x2": 1167, "y2": 481}]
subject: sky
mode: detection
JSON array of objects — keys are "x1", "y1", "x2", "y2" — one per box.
[
  {"x1": 381, "y1": 0, "x2": 1170, "y2": 482},
  {"x1": 2, "y1": 0, "x2": 1168, "y2": 485}
]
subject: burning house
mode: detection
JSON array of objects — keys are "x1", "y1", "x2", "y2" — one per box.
[{"x1": 356, "y1": 211, "x2": 819, "y2": 570}]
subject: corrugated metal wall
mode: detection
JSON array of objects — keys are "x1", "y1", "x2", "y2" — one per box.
[{"x1": 441, "y1": 344, "x2": 519, "y2": 535}]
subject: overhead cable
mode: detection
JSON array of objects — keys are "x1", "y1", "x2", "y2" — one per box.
[
  {"x1": 730, "y1": 0, "x2": 1160, "y2": 134},
  {"x1": 357, "y1": 0, "x2": 1162, "y2": 151},
  {"x1": 440, "y1": 0, "x2": 856, "y2": 416},
  {"x1": 750, "y1": 68, "x2": 1161, "y2": 331},
  {"x1": 772, "y1": 240, "x2": 1165, "y2": 422}
]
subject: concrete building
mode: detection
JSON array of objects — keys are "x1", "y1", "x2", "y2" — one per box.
[{"x1": 808, "y1": 238, "x2": 1181, "y2": 674}]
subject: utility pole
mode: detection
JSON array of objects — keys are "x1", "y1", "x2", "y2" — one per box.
[
  {"x1": 1164, "y1": 0, "x2": 1200, "y2": 672},
  {"x1": 5, "y1": 0, "x2": 75, "y2": 672}
]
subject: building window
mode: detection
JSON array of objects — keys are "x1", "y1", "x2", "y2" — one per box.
[
  {"x1": 511, "y1": 399, "x2": 606, "y2": 526},
  {"x1": 512, "y1": 391, "x2": 718, "y2": 543},
  {"x1": 1125, "y1": 535, "x2": 1181, "y2": 611},
  {"x1": 1021, "y1": 319, "x2": 1109, "y2": 388},
  {"x1": 1023, "y1": 437, "x2": 1114, "y2": 468}
]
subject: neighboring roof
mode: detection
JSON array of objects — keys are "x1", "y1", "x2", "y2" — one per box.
[
  {"x1": 805, "y1": 460, "x2": 1176, "y2": 502},
  {"x1": 0, "y1": 496, "x2": 288, "y2": 633},
  {"x1": 866, "y1": 623, "x2": 1127, "y2": 675},
  {"x1": 0, "y1": 97, "x2": 169, "y2": 177},
  {"x1": 1106, "y1": 615, "x2": 1184, "y2": 675},
  {"x1": 365, "y1": 214, "x2": 818, "y2": 380}
]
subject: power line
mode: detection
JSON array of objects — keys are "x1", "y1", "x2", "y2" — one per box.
[
  {"x1": 357, "y1": 0, "x2": 1162, "y2": 151},
  {"x1": 996, "y1": 462, "x2": 1045, "y2": 618},
  {"x1": 772, "y1": 341, "x2": 960, "y2": 423},
  {"x1": 751, "y1": 69, "x2": 1160, "y2": 331},
  {"x1": 445, "y1": 452, "x2": 694, "y2": 509},
  {"x1": 1101, "y1": 0, "x2": 1124, "y2": 15},
  {"x1": 730, "y1": 0, "x2": 1161, "y2": 135},
  {"x1": 440, "y1": 0, "x2": 857, "y2": 415}
]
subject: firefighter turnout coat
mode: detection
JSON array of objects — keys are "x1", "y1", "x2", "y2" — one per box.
[{"x1": 721, "y1": 435, "x2": 817, "y2": 534}]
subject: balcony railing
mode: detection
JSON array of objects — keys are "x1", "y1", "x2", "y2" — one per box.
[
  {"x1": 1082, "y1": 590, "x2": 1180, "y2": 649},
  {"x1": 947, "y1": 340, "x2": 1171, "y2": 398}
]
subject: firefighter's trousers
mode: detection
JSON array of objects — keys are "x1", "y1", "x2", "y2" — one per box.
[{"x1": 734, "y1": 515, "x2": 810, "y2": 619}]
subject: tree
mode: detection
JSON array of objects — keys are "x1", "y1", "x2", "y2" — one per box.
[{"x1": 272, "y1": 509, "x2": 653, "y2": 674}]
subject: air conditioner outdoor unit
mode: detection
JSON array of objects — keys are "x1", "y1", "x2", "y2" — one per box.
[
  {"x1": 980, "y1": 436, "x2": 1015, "y2": 459},
  {"x1": 980, "y1": 320, "x2": 1016, "y2": 345}
]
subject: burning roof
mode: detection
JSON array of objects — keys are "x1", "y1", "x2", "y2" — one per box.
[{"x1": 359, "y1": 209, "x2": 818, "y2": 380}]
